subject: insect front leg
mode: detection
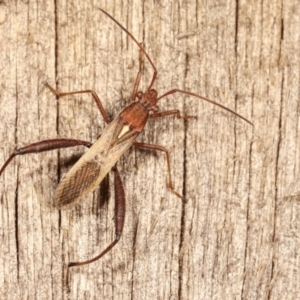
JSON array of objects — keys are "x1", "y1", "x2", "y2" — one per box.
[
  {"x1": 133, "y1": 142, "x2": 183, "y2": 199},
  {"x1": 0, "y1": 139, "x2": 92, "y2": 177},
  {"x1": 67, "y1": 166, "x2": 125, "y2": 283},
  {"x1": 45, "y1": 83, "x2": 111, "y2": 124},
  {"x1": 131, "y1": 46, "x2": 143, "y2": 101}
]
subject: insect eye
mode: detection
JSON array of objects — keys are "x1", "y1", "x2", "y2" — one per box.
[{"x1": 137, "y1": 91, "x2": 143, "y2": 99}]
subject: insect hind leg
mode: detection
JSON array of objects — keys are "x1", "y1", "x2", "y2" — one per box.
[
  {"x1": 66, "y1": 166, "x2": 125, "y2": 287},
  {"x1": 0, "y1": 139, "x2": 92, "y2": 177}
]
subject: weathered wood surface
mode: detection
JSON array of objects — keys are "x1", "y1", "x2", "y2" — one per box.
[{"x1": 0, "y1": 1, "x2": 299, "y2": 299}]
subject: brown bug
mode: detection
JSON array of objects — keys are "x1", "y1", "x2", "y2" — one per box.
[{"x1": 0, "y1": 8, "x2": 252, "y2": 283}]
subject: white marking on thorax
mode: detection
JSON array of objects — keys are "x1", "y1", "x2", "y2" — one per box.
[{"x1": 118, "y1": 125, "x2": 131, "y2": 138}]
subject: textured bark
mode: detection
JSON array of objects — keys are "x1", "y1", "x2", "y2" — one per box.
[{"x1": 0, "y1": 1, "x2": 299, "y2": 299}]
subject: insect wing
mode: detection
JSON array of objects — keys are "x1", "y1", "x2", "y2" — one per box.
[{"x1": 55, "y1": 117, "x2": 138, "y2": 209}]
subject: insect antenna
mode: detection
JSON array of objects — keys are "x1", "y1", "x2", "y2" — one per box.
[
  {"x1": 98, "y1": 8, "x2": 157, "y2": 91},
  {"x1": 157, "y1": 89, "x2": 253, "y2": 125},
  {"x1": 99, "y1": 8, "x2": 252, "y2": 125}
]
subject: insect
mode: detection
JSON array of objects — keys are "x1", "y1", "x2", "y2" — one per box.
[{"x1": 0, "y1": 8, "x2": 252, "y2": 284}]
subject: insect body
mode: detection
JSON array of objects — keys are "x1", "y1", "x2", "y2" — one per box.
[
  {"x1": 0, "y1": 8, "x2": 252, "y2": 283},
  {"x1": 56, "y1": 104, "x2": 143, "y2": 209}
]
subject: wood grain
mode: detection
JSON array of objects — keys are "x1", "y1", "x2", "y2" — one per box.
[{"x1": 0, "y1": 1, "x2": 299, "y2": 299}]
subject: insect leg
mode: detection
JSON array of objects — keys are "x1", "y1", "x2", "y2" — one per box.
[
  {"x1": 45, "y1": 83, "x2": 110, "y2": 124},
  {"x1": 0, "y1": 139, "x2": 92, "y2": 177},
  {"x1": 131, "y1": 46, "x2": 143, "y2": 101},
  {"x1": 67, "y1": 166, "x2": 125, "y2": 281},
  {"x1": 133, "y1": 142, "x2": 183, "y2": 199}
]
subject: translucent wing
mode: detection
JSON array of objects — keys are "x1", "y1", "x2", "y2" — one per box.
[{"x1": 55, "y1": 116, "x2": 139, "y2": 209}]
